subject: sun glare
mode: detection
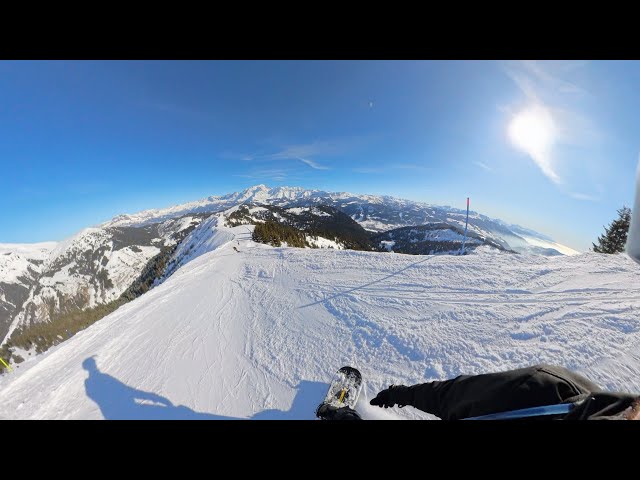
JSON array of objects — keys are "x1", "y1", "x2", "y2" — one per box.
[{"x1": 508, "y1": 106, "x2": 555, "y2": 156}]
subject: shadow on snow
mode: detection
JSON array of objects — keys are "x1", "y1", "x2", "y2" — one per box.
[
  {"x1": 298, "y1": 255, "x2": 434, "y2": 308},
  {"x1": 83, "y1": 357, "x2": 327, "y2": 420}
]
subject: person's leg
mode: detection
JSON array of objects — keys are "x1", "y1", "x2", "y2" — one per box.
[
  {"x1": 401, "y1": 364, "x2": 599, "y2": 420},
  {"x1": 532, "y1": 364, "x2": 601, "y2": 397}
]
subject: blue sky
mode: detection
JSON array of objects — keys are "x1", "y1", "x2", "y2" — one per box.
[{"x1": 1, "y1": 60, "x2": 639, "y2": 251}]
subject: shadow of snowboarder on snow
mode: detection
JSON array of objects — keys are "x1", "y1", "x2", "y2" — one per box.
[
  {"x1": 83, "y1": 357, "x2": 328, "y2": 420},
  {"x1": 83, "y1": 357, "x2": 236, "y2": 419}
]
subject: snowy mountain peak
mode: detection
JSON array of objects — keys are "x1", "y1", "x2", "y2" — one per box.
[
  {"x1": 234, "y1": 184, "x2": 271, "y2": 202},
  {"x1": 224, "y1": 185, "x2": 313, "y2": 204},
  {"x1": 97, "y1": 184, "x2": 578, "y2": 255}
]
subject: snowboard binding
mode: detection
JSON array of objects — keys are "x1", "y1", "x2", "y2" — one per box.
[{"x1": 315, "y1": 366, "x2": 363, "y2": 420}]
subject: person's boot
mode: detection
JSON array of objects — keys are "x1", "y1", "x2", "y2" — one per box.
[{"x1": 316, "y1": 403, "x2": 362, "y2": 420}]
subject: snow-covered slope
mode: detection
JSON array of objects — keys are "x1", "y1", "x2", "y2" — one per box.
[
  {"x1": 161, "y1": 214, "x2": 237, "y2": 281},
  {"x1": 2, "y1": 216, "x2": 205, "y2": 346},
  {"x1": 0, "y1": 223, "x2": 637, "y2": 420}
]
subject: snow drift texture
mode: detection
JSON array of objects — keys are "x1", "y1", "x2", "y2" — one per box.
[{"x1": 0, "y1": 219, "x2": 638, "y2": 420}]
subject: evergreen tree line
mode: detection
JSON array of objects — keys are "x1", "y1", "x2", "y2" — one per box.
[{"x1": 253, "y1": 221, "x2": 308, "y2": 248}]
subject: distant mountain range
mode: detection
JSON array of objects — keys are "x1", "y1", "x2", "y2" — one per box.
[{"x1": 106, "y1": 184, "x2": 577, "y2": 254}]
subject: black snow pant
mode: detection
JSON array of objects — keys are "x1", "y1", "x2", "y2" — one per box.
[{"x1": 398, "y1": 363, "x2": 637, "y2": 420}]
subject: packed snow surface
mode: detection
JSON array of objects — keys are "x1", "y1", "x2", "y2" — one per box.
[{"x1": 1, "y1": 225, "x2": 638, "y2": 420}]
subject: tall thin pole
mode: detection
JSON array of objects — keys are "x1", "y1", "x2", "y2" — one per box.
[
  {"x1": 462, "y1": 401, "x2": 576, "y2": 420},
  {"x1": 461, "y1": 197, "x2": 469, "y2": 255}
]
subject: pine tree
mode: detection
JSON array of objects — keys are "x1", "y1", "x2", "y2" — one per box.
[{"x1": 592, "y1": 206, "x2": 631, "y2": 254}]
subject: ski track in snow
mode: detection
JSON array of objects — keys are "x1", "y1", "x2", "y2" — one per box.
[{"x1": 0, "y1": 225, "x2": 639, "y2": 420}]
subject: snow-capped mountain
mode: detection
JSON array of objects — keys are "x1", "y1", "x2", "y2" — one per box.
[
  {"x1": 0, "y1": 218, "x2": 637, "y2": 420},
  {"x1": 104, "y1": 185, "x2": 579, "y2": 256},
  {"x1": 0, "y1": 243, "x2": 57, "y2": 342},
  {"x1": 103, "y1": 185, "x2": 317, "y2": 228},
  {"x1": 1, "y1": 216, "x2": 205, "y2": 347}
]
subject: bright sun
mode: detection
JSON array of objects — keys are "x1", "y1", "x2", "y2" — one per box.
[{"x1": 508, "y1": 106, "x2": 555, "y2": 156}]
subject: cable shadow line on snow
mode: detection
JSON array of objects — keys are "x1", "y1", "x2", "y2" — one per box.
[
  {"x1": 298, "y1": 255, "x2": 436, "y2": 309},
  {"x1": 83, "y1": 356, "x2": 326, "y2": 420}
]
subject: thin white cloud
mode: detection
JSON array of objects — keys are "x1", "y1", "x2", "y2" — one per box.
[
  {"x1": 233, "y1": 168, "x2": 290, "y2": 182},
  {"x1": 353, "y1": 163, "x2": 429, "y2": 174},
  {"x1": 567, "y1": 183, "x2": 603, "y2": 202},
  {"x1": 474, "y1": 161, "x2": 493, "y2": 172},
  {"x1": 538, "y1": 160, "x2": 561, "y2": 184},
  {"x1": 502, "y1": 60, "x2": 593, "y2": 186},
  {"x1": 237, "y1": 136, "x2": 378, "y2": 176},
  {"x1": 265, "y1": 140, "x2": 345, "y2": 161},
  {"x1": 236, "y1": 140, "x2": 351, "y2": 171},
  {"x1": 243, "y1": 136, "x2": 374, "y2": 163},
  {"x1": 519, "y1": 60, "x2": 588, "y2": 95},
  {"x1": 298, "y1": 157, "x2": 329, "y2": 170},
  {"x1": 568, "y1": 191, "x2": 600, "y2": 201}
]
